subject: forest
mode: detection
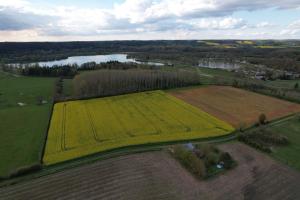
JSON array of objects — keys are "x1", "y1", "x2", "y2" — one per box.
[{"x1": 1, "y1": 40, "x2": 300, "y2": 72}]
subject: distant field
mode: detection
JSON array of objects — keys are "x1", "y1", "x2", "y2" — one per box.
[
  {"x1": 169, "y1": 86, "x2": 300, "y2": 128},
  {"x1": 0, "y1": 72, "x2": 54, "y2": 177},
  {"x1": 266, "y1": 116, "x2": 300, "y2": 170},
  {"x1": 43, "y1": 91, "x2": 234, "y2": 165}
]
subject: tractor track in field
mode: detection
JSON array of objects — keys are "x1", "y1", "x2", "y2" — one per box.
[
  {"x1": 104, "y1": 99, "x2": 133, "y2": 137},
  {"x1": 128, "y1": 98, "x2": 161, "y2": 135},
  {"x1": 84, "y1": 104, "x2": 104, "y2": 143},
  {"x1": 133, "y1": 95, "x2": 175, "y2": 132},
  {"x1": 61, "y1": 103, "x2": 67, "y2": 151},
  {"x1": 129, "y1": 100, "x2": 161, "y2": 135},
  {"x1": 145, "y1": 95, "x2": 191, "y2": 132}
]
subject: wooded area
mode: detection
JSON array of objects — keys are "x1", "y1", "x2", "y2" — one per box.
[
  {"x1": 1, "y1": 40, "x2": 299, "y2": 72},
  {"x1": 73, "y1": 69, "x2": 200, "y2": 98}
]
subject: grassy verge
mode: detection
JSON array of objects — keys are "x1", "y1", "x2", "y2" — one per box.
[{"x1": 267, "y1": 116, "x2": 300, "y2": 171}]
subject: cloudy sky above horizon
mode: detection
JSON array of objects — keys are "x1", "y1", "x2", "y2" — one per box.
[{"x1": 0, "y1": 0, "x2": 300, "y2": 41}]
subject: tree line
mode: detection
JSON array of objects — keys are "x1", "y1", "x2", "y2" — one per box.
[
  {"x1": 1, "y1": 62, "x2": 161, "y2": 77},
  {"x1": 73, "y1": 69, "x2": 200, "y2": 98},
  {"x1": 1, "y1": 41, "x2": 299, "y2": 73},
  {"x1": 79, "y1": 61, "x2": 158, "y2": 71},
  {"x1": 21, "y1": 65, "x2": 77, "y2": 77}
]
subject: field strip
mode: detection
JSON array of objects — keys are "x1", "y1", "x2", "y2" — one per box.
[
  {"x1": 84, "y1": 104, "x2": 102, "y2": 143},
  {"x1": 169, "y1": 86, "x2": 300, "y2": 128},
  {"x1": 104, "y1": 99, "x2": 133, "y2": 137},
  {"x1": 147, "y1": 96, "x2": 191, "y2": 132},
  {"x1": 61, "y1": 103, "x2": 67, "y2": 151},
  {"x1": 127, "y1": 99, "x2": 160, "y2": 135}
]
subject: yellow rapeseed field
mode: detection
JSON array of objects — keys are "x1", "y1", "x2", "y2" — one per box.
[{"x1": 43, "y1": 91, "x2": 234, "y2": 165}]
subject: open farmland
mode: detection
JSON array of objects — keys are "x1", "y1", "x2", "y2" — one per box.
[
  {"x1": 0, "y1": 72, "x2": 55, "y2": 178},
  {"x1": 43, "y1": 91, "x2": 234, "y2": 165},
  {"x1": 169, "y1": 86, "x2": 300, "y2": 128},
  {"x1": 2, "y1": 143, "x2": 300, "y2": 200}
]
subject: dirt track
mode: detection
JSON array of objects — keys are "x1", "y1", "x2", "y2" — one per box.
[
  {"x1": 1, "y1": 142, "x2": 300, "y2": 200},
  {"x1": 169, "y1": 86, "x2": 300, "y2": 127}
]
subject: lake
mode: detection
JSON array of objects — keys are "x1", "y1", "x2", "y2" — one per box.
[
  {"x1": 32, "y1": 54, "x2": 164, "y2": 67},
  {"x1": 198, "y1": 58, "x2": 244, "y2": 70}
]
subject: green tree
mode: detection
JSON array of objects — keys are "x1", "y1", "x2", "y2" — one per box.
[
  {"x1": 294, "y1": 82, "x2": 299, "y2": 89},
  {"x1": 259, "y1": 113, "x2": 267, "y2": 125}
]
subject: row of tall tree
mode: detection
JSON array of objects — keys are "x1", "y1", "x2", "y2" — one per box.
[
  {"x1": 1, "y1": 62, "x2": 160, "y2": 77},
  {"x1": 73, "y1": 69, "x2": 200, "y2": 98},
  {"x1": 79, "y1": 61, "x2": 158, "y2": 71},
  {"x1": 21, "y1": 65, "x2": 77, "y2": 77}
]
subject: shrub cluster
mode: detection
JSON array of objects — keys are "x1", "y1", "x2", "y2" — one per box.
[
  {"x1": 8, "y1": 164, "x2": 42, "y2": 178},
  {"x1": 173, "y1": 146, "x2": 207, "y2": 178},
  {"x1": 0, "y1": 164, "x2": 42, "y2": 180},
  {"x1": 171, "y1": 144, "x2": 235, "y2": 179},
  {"x1": 238, "y1": 128, "x2": 289, "y2": 153}
]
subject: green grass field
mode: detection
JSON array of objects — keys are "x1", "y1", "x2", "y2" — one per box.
[
  {"x1": 266, "y1": 116, "x2": 300, "y2": 171},
  {"x1": 44, "y1": 91, "x2": 234, "y2": 165},
  {"x1": 265, "y1": 80, "x2": 300, "y2": 89},
  {"x1": 0, "y1": 72, "x2": 55, "y2": 177}
]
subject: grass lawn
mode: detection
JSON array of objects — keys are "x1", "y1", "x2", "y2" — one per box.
[
  {"x1": 0, "y1": 72, "x2": 55, "y2": 177},
  {"x1": 196, "y1": 67, "x2": 237, "y2": 84},
  {"x1": 267, "y1": 116, "x2": 300, "y2": 171}
]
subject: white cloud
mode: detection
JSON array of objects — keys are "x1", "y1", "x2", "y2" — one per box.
[
  {"x1": 0, "y1": 0, "x2": 300, "y2": 40},
  {"x1": 279, "y1": 19, "x2": 300, "y2": 36},
  {"x1": 256, "y1": 22, "x2": 275, "y2": 28},
  {"x1": 189, "y1": 17, "x2": 246, "y2": 30},
  {"x1": 288, "y1": 19, "x2": 300, "y2": 29},
  {"x1": 0, "y1": 0, "x2": 28, "y2": 9}
]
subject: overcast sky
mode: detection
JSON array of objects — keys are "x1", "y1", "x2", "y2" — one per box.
[{"x1": 0, "y1": 0, "x2": 300, "y2": 41}]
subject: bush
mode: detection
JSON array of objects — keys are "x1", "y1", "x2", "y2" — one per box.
[
  {"x1": 219, "y1": 152, "x2": 235, "y2": 169},
  {"x1": 186, "y1": 153, "x2": 207, "y2": 178},
  {"x1": 198, "y1": 144, "x2": 219, "y2": 156},
  {"x1": 9, "y1": 164, "x2": 42, "y2": 178},
  {"x1": 172, "y1": 144, "x2": 235, "y2": 179},
  {"x1": 259, "y1": 113, "x2": 267, "y2": 125},
  {"x1": 172, "y1": 146, "x2": 207, "y2": 178},
  {"x1": 205, "y1": 152, "x2": 219, "y2": 167},
  {"x1": 238, "y1": 128, "x2": 289, "y2": 153}
]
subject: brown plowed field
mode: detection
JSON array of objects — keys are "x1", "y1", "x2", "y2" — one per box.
[
  {"x1": 1, "y1": 143, "x2": 300, "y2": 200},
  {"x1": 169, "y1": 86, "x2": 300, "y2": 127}
]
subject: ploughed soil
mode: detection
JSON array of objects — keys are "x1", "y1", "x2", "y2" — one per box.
[
  {"x1": 1, "y1": 142, "x2": 300, "y2": 200},
  {"x1": 169, "y1": 86, "x2": 300, "y2": 128}
]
